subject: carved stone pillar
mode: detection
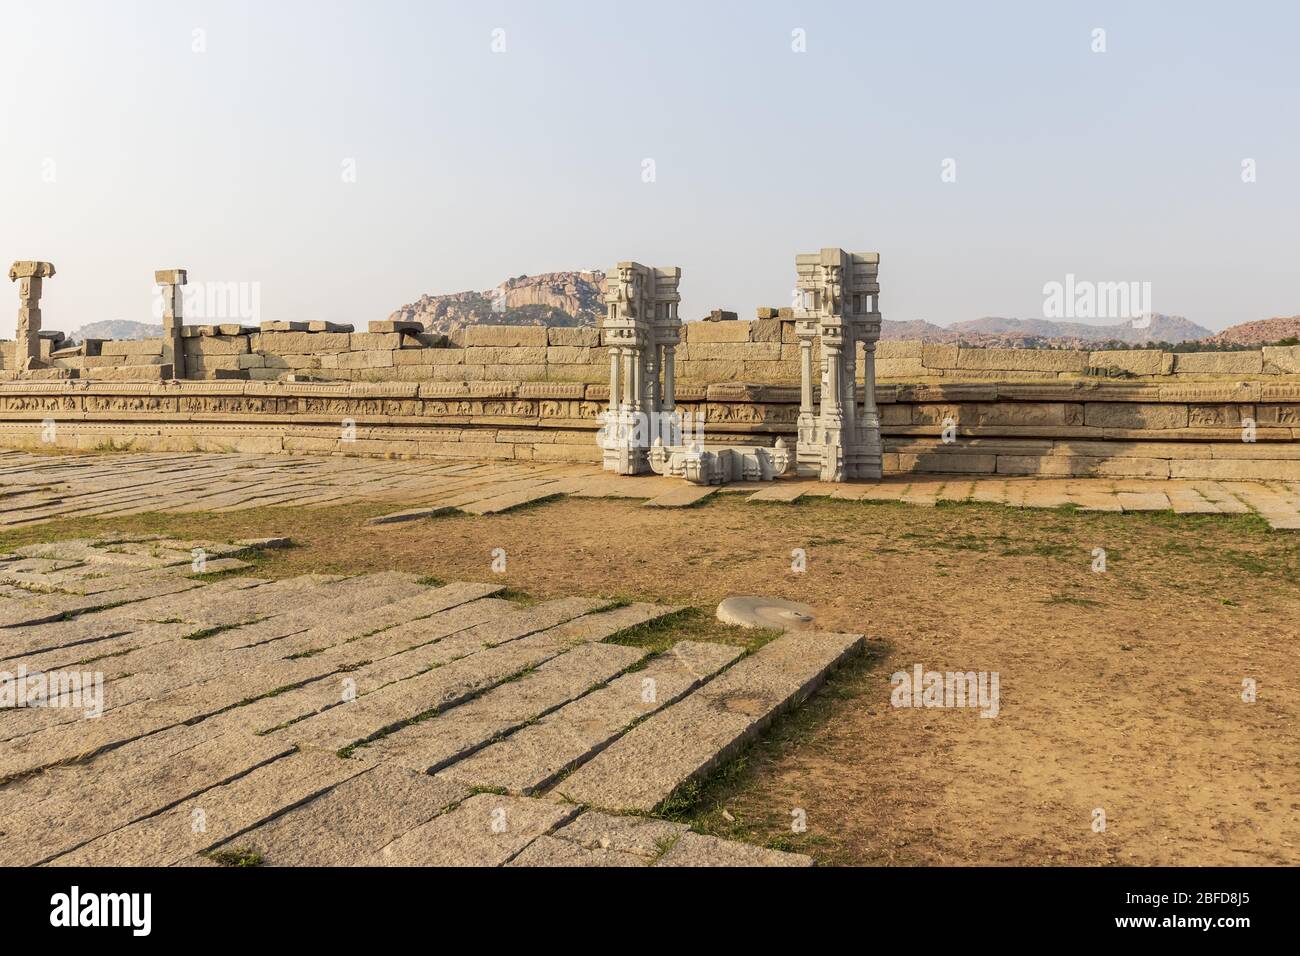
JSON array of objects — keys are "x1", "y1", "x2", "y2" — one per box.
[
  {"x1": 8, "y1": 261, "x2": 55, "y2": 371},
  {"x1": 155, "y1": 268, "x2": 187, "y2": 379},
  {"x1": 793, "y1": 248, "x2": 882, "y2": 481}
]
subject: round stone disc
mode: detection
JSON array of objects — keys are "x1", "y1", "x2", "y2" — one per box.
[{"x1": 716, "y1": 596, "x2": 816, "y2": 631}]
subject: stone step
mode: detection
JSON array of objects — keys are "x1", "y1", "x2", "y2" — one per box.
[
  {"x1": 642, "y1": 485, "x2": 719, "y2": 508},
  {"x1": 554, "y1": 630, "x2": 864, "y2": 813},
  {"x1": 0, "y1": 731, "x2": 292, "y2": 866},
  {"x1": 207, "y1": 761, "x2": 469, "y2": 866},
  {"x1": 279, "y1": 603, "x2": 674, "y2": 755},
  {"x1": 441, "y1": 641, "x2": 743, "y2": 794},
  {"x1": 369, "y1": 793, "x2": 580, "y2": 866},
  {"x1": 363, "y1": 642, "x2": 649, "y2": 772},
  {"x1": 48, "y1": 749, "x2": 368, "y2": 866}
]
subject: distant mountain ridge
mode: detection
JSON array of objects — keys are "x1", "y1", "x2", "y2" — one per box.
[{"x1": 878, "y1": 314, "x2": 1213, "y2": 347}]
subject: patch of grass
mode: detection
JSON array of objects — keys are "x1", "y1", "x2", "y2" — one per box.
[
  {"x1": 1043, "y1": 593, "x2": 1103, "y2": 608},
  {"x1": 205, "y1": 846, "x2": 264, "y2": 867},
  {"x1": 416, "y1": 575, "x2": 446, "y2": 588},
  {"x1": 602, "y1": 606, "x2": 778, "y2": 656}
]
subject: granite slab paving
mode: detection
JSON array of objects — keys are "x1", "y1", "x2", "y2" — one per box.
[
  {"x1": 208, "y1": 761, "x2": 469, "y2": 867},
  {"x1": 1, "y1": 451, "x2": 1297, "y2": 527},
  {"x1": 440, "y1": 641, "x2": 743, "y2": 794},
  {"x1": 361, "y1": 642, "x2": 649, "y2": 772},
  {"x1": 555, "y1": 630, "x2": 865, "y2": 813}
]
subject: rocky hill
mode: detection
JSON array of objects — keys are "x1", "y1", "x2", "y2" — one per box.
[
  {"x1": 68, "y1": 320, "x2": 163, "y2": 343},
  {"x1": 390, "y1": 271, "x2": 606, "y2": 335},
  {"x1": 1199, "y1": 316, "x2": 1300, "y2": 347}
]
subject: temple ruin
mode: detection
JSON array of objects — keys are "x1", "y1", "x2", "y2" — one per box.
[{"x1": 2, "y1": 252, "x2": 1298, "y2": 484}]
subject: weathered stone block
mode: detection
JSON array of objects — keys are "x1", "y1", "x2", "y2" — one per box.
[
  {"x1": 461, "y1": 326, "x2": 548, "y2": 348},
  {"x1": 257, "y1": 332, "x2": 351, "y2": 354},
  {"x1": 336, "y1": 350, "x2": 395, "y2": 370},
  {"x1": 465, "y1": 346, "x2": 548, "y2": 365},
  {"x1": 1173, "y1": 351, "x2": 1264, "y2": 375},
  {"x1": 1262, "y1": 345, "x2": 1300, "y2": 374},
  {"x1": 1088, "y1": 349, "x2": 1164, "y2": 375},
  {"x1": 183, "y1": 335, "x2": 249, "y2": 356},
  {"x1": 349, "y1": 332, "x2": 403, "y2": 351},
  {"x1": 100, "y1": 338, "x2": 164, "y2": 357},
  {"x1": 921, "y1": 343, "x2": 959, "y2": 369},
  {"x1": 679, "y1": 343, "x2": 781, "y2": 362},
  {"x1": 750, "y1": 319, "x2": 782, "y2": 343},
  {"x1": 368, "y1": 320, "x2": 423, "y2": 334},
  {"x1": 876, "y1": 340, "x2": 921, "y2": 360},
  {"x1": 876, "y1": 358, "x2": 926, "y2": 379},
  {"x1": 684, "y1": 320, "x2": 752, "y2": 344},
  {"x1": 547, "y1": 327, "x2": 599, "y2": 347}
]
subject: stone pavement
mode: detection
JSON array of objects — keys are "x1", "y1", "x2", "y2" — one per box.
[
  {"x1": 0, "y1": 535, "x2": 855, "y2": 867},
  {"x1": 3, "y1": 450, "x2": 1300, "y2": 529}
]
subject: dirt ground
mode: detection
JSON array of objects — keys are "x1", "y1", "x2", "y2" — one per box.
[{"x1": 6, "y1": 492, "x2": 1297, "y2": 866}]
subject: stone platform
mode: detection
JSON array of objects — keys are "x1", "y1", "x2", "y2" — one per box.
[
  {"x1": 2, "y1": 450, "x2": 1300, "y2": 530},
  {"x1": 0, "y1": 535, "x2": 860, "y2": 866}
]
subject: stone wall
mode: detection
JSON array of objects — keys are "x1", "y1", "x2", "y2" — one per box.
[
  {"x1": 3, "y1": 378, "x2": 1297, "y2": 479},
  {"x1": 6, "y1": 318, "x2": 1300, "y2": 385}
]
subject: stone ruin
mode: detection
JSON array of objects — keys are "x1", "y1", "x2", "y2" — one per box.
[
  {"x1": 793, "y1": 248, "x2": 883, "y2": 481},
  {"x1": 8, "y1": 260, "x2": 56, "y2": 372},
  {"x1": 599, "y1": 247, "x2": 881, "y2": 484}
]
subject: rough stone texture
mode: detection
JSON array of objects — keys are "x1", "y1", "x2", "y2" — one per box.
[
  {"x1": 653, "y1": 831, "x2": 814, "y2": 867},
  {"x1": 217, "y1": 761, "x2": 469, "y2": 866},
  {"x1": 368, "y1": 793, "x2": 580, "y2": 866},
  {"x1": 441, "y1": 641, "x2": 742, "y2": 794},
  {"x1": 555, "y1": 630, "x2": 864, "y2": 812},
  {"x1": 362, "y1": 642, "x2": 647, "y2": 772},
  {"x1": 49, "y1": 749, "x2": 368, "y2": 866}
]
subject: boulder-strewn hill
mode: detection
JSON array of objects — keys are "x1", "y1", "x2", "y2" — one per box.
[
  {"x1": 68, "y1": 320, "x2": 163, "y2": 342},
  {"x1": 1200, "y1": 316, "x2": 1300, "y2": 347},
  {"x1": 390, "y1": 271, "x2": 606, "y2": 335}
]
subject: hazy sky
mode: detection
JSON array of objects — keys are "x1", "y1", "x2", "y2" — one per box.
[{"x1": 2, "y1": 0, "x2": 1297, "y2": 337}]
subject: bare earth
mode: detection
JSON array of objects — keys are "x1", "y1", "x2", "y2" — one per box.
[{"x1": 2, "y1": 455, "x2": 1297, "y2": 866}]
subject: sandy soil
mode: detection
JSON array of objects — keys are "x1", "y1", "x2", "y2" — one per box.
[{"x1": 8, "y1": 493, "x2": 1297, "y2": 866}]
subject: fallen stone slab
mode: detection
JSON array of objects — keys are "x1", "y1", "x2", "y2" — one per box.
[
  {"x1": 369, "y1": 793, "x2": 580, "y2": 866},
  {"x1": 652, "y1": 831, "x2": 814, "y2": 867},
  {"x1": 441, "y1": 641, "x2": 742, "y2": 794},
  {"x1": 746, "y1": 483, "x2": 807, "y2": 503},
  {"x1": 363, "y1": 506, "x2": 456, "y2": 526},
  {"x1": 48, "y1": 749, "x2": 368, "y2": 867},
  {"x1": 554, "y1": 630, "x2": 864, "y2": 813},
  {"x1": 642, "y1": 485, "x2": 719, "y2": 508},
  {"x1": 211, "y1": 761, "x2": 469, "y2": 866}
]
